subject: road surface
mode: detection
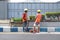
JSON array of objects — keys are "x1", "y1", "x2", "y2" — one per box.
[{"x1": 0, "y1": 32, "x2": 60, "y2": 40}]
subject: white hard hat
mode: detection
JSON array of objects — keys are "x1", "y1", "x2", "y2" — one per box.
[
  {"x1": 37, "y1": 10, "x2": 41, "y2": 12},
  {"x1": 24, "y1": 8, "x2": 28, "y2": 11}
]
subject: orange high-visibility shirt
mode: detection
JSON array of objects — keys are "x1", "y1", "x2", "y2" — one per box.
[
  {"x1": 22, "y1": 13, "x2": 27, "y2": 22},
  {"x1": 35, "y1": 13, "x2": 42, "y2": 23}
]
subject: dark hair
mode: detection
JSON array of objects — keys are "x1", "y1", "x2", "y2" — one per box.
[
  {"x1": 38, "y1": 12, "x2": 40, "y2": 13},
  {"x1": 24, "y1": 11, "x2": 27, "y2": 12}
]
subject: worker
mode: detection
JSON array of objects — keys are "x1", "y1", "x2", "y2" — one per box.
[
  {"x1": 22, "y1": 8, "x2": 28, "y2": 32},
  {"x1": 33, "y1": 10, "x2": 42, "y2": 33}
]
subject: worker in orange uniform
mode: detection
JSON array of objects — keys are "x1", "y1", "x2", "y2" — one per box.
[
  {"x1": 22, "y1": 8, "x2": 28, "y2": 32},
  {"x1": 33, "y1": 10, "x2": 42, "y2": 33}
]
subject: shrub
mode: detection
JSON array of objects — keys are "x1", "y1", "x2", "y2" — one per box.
[
  {"x1": 11, "y1": 18, "x2": 22, "y2": 22},
  {"x1": 46, "y1": 12, "x2": 60, "y2": 17},
  {"x1": 42, "y1": 14, "x2": 45, "y2": 21},
  {"x1": 29, "y1": 16, "x2": 35, "y2": 21}
]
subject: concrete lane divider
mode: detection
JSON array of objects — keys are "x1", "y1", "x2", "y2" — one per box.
[
  {"x1": 48, "y1": 27, "x2": 55, "y2": 32},
  {"x1": 0, "y1": 27, "x2": 59, "y2": 32},
  {"x1": 55, "y1": 27, "x2": 60, "y2": 32}
]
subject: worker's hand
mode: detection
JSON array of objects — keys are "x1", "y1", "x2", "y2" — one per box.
[{"x1": 23, "y1": 19, "x2": 25, "y2": 22}]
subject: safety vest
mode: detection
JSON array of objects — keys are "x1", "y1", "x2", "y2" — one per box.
[
  {"x1": 35, "y1": 13, "x2": 42, "y2": 23},
  {"x1": 22, "y1": 13, "x2": 27, "y2": 22}
]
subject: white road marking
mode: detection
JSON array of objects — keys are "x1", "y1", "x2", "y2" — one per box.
[{"x1": 0, "y1": 32, "x2": 60, "y2": 34}]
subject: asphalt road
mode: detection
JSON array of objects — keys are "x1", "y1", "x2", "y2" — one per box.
[{"x1": 0, "y1": 32, "x2": 60, "y2": 40}]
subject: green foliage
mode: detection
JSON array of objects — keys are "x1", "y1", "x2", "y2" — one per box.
[
  {"x1": 45, "y1": 12, "x2": 60, "y2": 18},
  {"x1": 46, "y1": 12, "x2": 60, "y2": 16},
  {"x1": 42, "y1": 14, "x2": 45, "y2": 17},
  {"x1": 41, "y1": 14, "x2": 45, "y2": 21},
  {"x1": 29, "y1": 16, "x2": 35, "y2": 21},
  {"x1": 12, "y1": 18, "x2": 22, "y2": 22}
]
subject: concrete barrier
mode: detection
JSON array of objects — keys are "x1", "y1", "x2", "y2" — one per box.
[{"x1": 0, "y1": 27, "x2": 59, "y2": 32}]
